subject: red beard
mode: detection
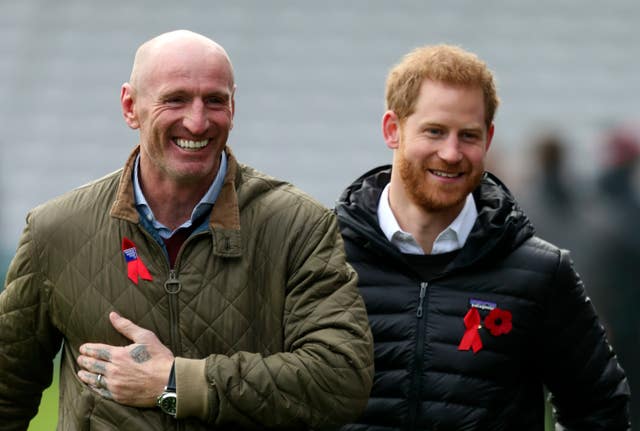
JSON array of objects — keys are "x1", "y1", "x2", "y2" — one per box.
[{"x1": 398, "y1": 146, "x2": 483, "y2": 212}]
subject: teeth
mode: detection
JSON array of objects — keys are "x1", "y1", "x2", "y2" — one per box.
[
  {"x1": 175, "y1": 139, "x2": 208, "y2": 150},
  {"x1": 432, "y1": 170, "x2": 459, "y2": 178}
]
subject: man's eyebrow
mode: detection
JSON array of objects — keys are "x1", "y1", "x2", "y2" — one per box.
[
  {"x1": 460, "y1": 126, "x2": 484, "y2": 133},
  {"x1": 158, "y1": 89, "x2": 188, "y2": 99},
  {"x1": 418, "y1": 121, "x2": 445, "y2": 129},
  {"x1": 204, "y1": 91, "x2": 231, "y2": 100}
]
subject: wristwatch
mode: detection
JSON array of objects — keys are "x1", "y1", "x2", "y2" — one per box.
[{"x1": 157, "y1": 362, "x2": 177, "y2": 417}]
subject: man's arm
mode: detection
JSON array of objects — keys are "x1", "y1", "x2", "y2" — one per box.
[
  {"x1": 542, "y1": 249, "x2": 630, "y2": 430},
  {"x1": 0, "y1": 216, "x2": 63, "y2": 430},
  {"x1": 193, "y1": 212, "x2": 374, "y2": 428},
  {"x1": 78, "y1": 211, "x2": 374, "y2": 428}
]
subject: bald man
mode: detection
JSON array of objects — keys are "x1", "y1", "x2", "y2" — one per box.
[{"x1": 0, "y1": 30, "x2": 373, "y2": 430}]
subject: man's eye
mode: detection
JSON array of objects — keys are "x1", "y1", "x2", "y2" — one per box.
[
  {"x1": 206, "y1": 97, "x2": 226, "y2": 105},
  {"x1": 426, "y1": 128, "x2": 443, "y2": 136},
  {"x1": 164, "y1": 96, "x2": 185, "y2": 104},
  {"x1": 461, "y1": 132, "x2": 480, "y2": 140}
]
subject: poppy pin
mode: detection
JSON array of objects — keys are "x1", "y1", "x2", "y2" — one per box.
[{"x1": 458, "y1": 299, "x2": 512, "y2": 354}]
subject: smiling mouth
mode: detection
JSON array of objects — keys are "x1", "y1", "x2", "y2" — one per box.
[
  {"x1": 429, "y1": 169, "x2": 463, "y2": 179},
  {"x1": 175, "y1": 138, "x2": 209, "y2": 150}
]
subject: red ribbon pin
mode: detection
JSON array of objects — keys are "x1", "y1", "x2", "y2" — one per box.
[
  {"x1": 458, "y1": 307, "x2": 483, "y2": 354},
  {"x1": 122, "y1": 237, "x2": 153, "y2": 285}
]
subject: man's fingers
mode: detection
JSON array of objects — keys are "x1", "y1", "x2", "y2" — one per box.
[
  {"x1": 77, "y1": 370, "x2": 93, "y2": 384},
  {"x1": 77, "y1": 355, "x2": 108, "y2": 375},
  {"x1": 78, "y1": 370, "x2": 109, "y2": 390},
  {"x1": 109, "y1": 311, "x2": 155, "y2": 343},
  {"x1": 78, "y1": 344, "x2": 112, "y2": 361},
  {"x1": 90, "y1": 384, "x2": 114, "y2": 400}
]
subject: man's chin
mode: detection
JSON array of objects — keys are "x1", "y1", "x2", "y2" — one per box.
[
  {"x1": 165, "y1": 167, "x2": 215, "y2": 185},
  {"x1": 419, "y1": 197, "x2": 466, "y2": 213},
  {"x1": 408, "y1": 186, "x2": 469, "y2": 213}
]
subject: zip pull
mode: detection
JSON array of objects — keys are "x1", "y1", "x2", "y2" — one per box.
[
  {"x1": 164, "y1": 269, "x2": 182, "y2": 294},
  {"x1": 416, "y1": 282, "x2": 427, "y2": 318}
]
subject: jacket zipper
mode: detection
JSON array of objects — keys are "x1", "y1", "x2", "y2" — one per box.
[
  {"x1": 133, "y1": 229, "x2": 184, "y2": 430},
  {"x1": 163, "y1": 269, "x2": 183, "y2": 431},
  {"x1": 164, "y1": 230, "x2": 208, "y2": 356},
  {"x1": 134, "y1": 230, "x2": 182, "y2": 355},
  {"x1": 164, "y1": 269, "x2": 182, "y2": 355},
  {"x1": 165, "y1": 230, "x2": 206, "y2": 431},
  {"x1": 137, "y1": 227, "x2": 209, "y2": 430},
  {"x1": 416, "y1": 282, "x2": 427, "y2": 318},
  {"x1": 409, "y1": 282, "x2": 428, "y2": 430}
]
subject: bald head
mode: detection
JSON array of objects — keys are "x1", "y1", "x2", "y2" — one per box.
[{"x1": 129, "y1": 30, "x2": 234, "y2": 94}]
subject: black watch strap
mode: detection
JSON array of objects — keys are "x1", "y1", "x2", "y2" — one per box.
[{"x1": 167, "y1": 361, "x2": 176, "y2": 392}]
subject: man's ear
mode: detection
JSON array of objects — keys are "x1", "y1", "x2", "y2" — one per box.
[
  {"x1": 229, "y1": 84, "x2": 236, "y2": 130},
  {"x1": 121, "y1": 83, "x2": 140, "y2": 130},
  {"x1": 486, "y1": 123, "x2": 495, "y2": 152},
  {"x1": 382, "y1": 110, "x2": 401, "y2": 149}
]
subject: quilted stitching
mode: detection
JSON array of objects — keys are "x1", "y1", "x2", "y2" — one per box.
[{"x1": 1, "y1": 153, "x2": 373, "y2": 430}]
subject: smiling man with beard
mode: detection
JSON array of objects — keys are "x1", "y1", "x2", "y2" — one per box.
[
  {"x1": 335, "y1": 45, "x2": 630, "y2": 430},
  {"x1": 0, "y1": 30, "x2": 373, "y2": 430}
]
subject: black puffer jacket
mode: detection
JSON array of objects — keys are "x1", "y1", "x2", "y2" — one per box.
[{"x1": 336, "y1": 166, "x2": 630, "y2": 431}]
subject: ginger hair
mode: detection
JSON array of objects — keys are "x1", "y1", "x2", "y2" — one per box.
[{"x1": 385, "y1": 45, "x2": 499, "y2": 127}]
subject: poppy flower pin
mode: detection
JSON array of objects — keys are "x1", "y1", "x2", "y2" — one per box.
[
  {"x1": 484, "y1": 307, "x2": 513, "y2": 336},
  {"x1": 458, "y1": 299, "x2": 513, "y2": 354}
]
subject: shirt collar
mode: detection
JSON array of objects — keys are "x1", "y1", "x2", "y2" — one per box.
[
  {"x1": 377, "y1": 183, "x2": 478, "y2": 255},
  {"x1": 133, "y1": 151, "x2": 228, "y2": 239}
]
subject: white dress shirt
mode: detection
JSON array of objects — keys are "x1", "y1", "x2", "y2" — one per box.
[{"x1": 377, "y1": 183, "x2": 478, "y2": 255}]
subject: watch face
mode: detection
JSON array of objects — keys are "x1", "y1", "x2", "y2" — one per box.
[{"x1": 159, "y1": 392, "x2": 177, "y2": 416}]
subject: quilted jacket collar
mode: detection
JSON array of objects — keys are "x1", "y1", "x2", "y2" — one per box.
[{"x1": 109, "y1": 145, "x2": 242, "y2": 257}]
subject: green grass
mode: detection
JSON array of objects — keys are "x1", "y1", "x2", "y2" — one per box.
[
  {"x1": 544, "y1": 387, "x2": 556, "y2": 430},
  {"x1": 27, "y1": 354, "x2": 59, "y2": 430}
]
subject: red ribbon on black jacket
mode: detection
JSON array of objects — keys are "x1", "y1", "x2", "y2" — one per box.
[{"x1": 458, "y1": 307, "x2": 483, "y2": 353}]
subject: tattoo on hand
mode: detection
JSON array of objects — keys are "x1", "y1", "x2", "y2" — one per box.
[
  {"x1": 99, "y1": 349, "x2": 112, "y2": 361},
  {"x1": 91, "y1": 348, "x2": 112, "y2": 361},
  {"x1": 94, "y1": 361, "x2": 107, "y2": 374},
  {"x1": 130, "y1": 345, "x2": 152, "y2": 363},
  {"x1": 97, "y1": 387, "x2": 113, "y2": 400}
]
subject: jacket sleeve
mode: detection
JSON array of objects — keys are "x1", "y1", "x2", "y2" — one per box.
[
  {"x1": 541, "y1": 249, "x2": 631, "y2": 430},
  {"x1": 0, "y1": 214, "x2": 63, "y2": 431},
  {"x1": 174, "y1": 210, "x2": 374, "y2": 429}
]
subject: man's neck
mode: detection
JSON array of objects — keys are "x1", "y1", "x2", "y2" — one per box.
[
  {"x1": 387, "y1": 180, "x2": 463, "y2": 254},
  {"x1": 139, "y1": 172, "x2": 214, "y2": 231}
]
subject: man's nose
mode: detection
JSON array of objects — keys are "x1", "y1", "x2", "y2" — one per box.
[
  {"x1": 438, "y1": 135, "x2": 463, "y2": 163},
  {"x1": 183, "y1": 100, "x2": 209, "y2": 135}
]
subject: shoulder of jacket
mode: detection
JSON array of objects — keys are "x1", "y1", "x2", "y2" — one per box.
[
  {"x1": 237, "y1": 163, "x2": 331, "y2": 219},
  {"x1": 521, "y1": 235, "x2": 561, "y2": 254},
  {"x1": 511, "y1": 235, "x2": 568, "y2": 275},
  {"x1": 28, "y1": 169, "x2": 122, "y2": 224}
]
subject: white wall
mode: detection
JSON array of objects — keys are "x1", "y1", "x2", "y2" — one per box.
[{"x1": 1, "y1": 0, "x2": 639, "y2": 252}]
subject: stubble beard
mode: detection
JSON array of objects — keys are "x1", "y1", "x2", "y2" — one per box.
[{"x1": 398, "y1": 147, "x2": 483, "y2": 213}]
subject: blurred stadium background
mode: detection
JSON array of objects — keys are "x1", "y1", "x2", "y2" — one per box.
[{"x1": 1, "y1": 0, "x2": 638, "y2": 429}]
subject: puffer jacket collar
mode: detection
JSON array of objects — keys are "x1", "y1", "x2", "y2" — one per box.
[
  {"x1": 336, "y1": 165, "x2": 535, "y2": 273},
  {"x1": 109, "y1": 144, "x2": 242, "y2": 258}
]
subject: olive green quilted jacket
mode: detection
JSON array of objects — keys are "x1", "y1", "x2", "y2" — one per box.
[{"x1": 0, "y1": 146, "x2": 374, "y2": 430}]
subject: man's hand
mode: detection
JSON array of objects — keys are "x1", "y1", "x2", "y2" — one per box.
[{"x1": 76, "y1": 311, "x2": 174, "y2": 407}]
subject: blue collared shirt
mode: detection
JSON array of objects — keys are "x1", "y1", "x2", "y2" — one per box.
[
  {"x1": 377, "y1": 183, "x2": 478, "y2": 255},
  {"x1": 133, "y1": 151, "x2": 228, "y2": 239}
]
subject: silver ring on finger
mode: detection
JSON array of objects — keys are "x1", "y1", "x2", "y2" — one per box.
[{"x1": 97, "y1": 373, "x2": 104, "y2": 388}]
